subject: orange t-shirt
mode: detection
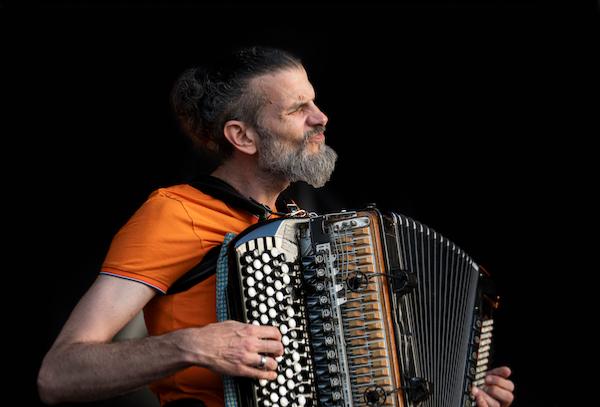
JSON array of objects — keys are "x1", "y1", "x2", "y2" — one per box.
[{"x1": 100, "y1": 184, "x2": 260, "y2": 406}]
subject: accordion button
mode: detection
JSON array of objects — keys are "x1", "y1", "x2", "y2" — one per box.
[{"x1": 297, "y1": 395, "x2": 306, "y2": 406}]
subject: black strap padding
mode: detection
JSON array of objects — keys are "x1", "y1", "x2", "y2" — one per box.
[{"x1": 166, "y1": 244, "x2": 222, "y2": 295}]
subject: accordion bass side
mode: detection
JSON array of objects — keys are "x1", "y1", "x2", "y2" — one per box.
[{"x1": 227, "y1": 208, "x2": 498, "y2": 407}]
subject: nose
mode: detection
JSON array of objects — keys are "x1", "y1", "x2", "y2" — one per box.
[{"x1": 308, "y1": 103, "x2": 328, "y2": 128}]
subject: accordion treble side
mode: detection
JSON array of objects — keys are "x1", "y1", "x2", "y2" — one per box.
[{"x1": 227, "y1": 208, "x2": 498, "y2": 407}]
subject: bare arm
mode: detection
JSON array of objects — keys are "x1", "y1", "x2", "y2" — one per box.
[{"x1": 37, "y1": 275, "x2": 283, "y2": 405}]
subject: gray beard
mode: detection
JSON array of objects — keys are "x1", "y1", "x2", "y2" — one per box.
[{"x1": 256, "y1": 126, "x2": 337, "y2": 188}]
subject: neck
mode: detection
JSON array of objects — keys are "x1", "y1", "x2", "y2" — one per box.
[{"x1": 210, "y1": 158, "x2": 289, "y2": 211}]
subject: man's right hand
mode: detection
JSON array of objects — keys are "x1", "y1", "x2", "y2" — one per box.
[{"x1": 178, "y1": 320, "x2": 284, "y2": 381}]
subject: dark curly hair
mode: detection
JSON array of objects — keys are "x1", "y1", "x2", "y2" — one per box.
[{"x1": 171, "y1": 46, "x2": 303, "y2": 163}]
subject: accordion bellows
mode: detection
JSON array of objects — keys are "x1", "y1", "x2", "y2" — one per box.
[{"x1": 227, "y1": 208, "x2": 497, "y2": 407}]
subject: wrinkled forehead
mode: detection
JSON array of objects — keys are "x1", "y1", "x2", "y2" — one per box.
[{"x1": 251, "y1": 67, "x2": 315, "y2": 110}]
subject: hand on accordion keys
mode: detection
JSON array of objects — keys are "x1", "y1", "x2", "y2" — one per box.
[
  {"x1": 180, "y1": 320, "x2": 284, "y2": 381},
  {"x1": 472, "y1": 366, "x2": 515, "y2": 407}
]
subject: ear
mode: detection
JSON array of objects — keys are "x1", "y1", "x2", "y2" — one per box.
[{"x1": 223, "y1": 120, "x2": 257, "y2": 155}]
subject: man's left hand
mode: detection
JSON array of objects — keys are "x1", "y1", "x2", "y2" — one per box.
[{"x1": 472, "y1": 366, "x2": 514, "y2": 407}]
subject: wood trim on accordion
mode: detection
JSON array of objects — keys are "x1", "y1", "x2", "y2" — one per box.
[{"x1": 358, "y1": 210, "x2": 407, "y2": 407}]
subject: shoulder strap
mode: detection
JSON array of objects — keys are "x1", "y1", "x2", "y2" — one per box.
[
  {"x1": 165, "y1": 175, "x2": 295, "y2": 295},
  {"x1": 166, "y1": 244, "x2": 222, "y2": 295},
  {"x1": 188, "y1": 175, "x2": 288, "y2": 221}
]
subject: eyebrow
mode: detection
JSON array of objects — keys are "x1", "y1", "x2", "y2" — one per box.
[
  {"x1": 287, "y1": 93, "x2": 316, "y2": 112},
  {"x1": 288, "y1": 101, "x2": 309, "y2": 112}
]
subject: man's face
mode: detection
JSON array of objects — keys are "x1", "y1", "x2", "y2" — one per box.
[{"x1": 252, "y1": 67, "x2": 337, "y2": 187}]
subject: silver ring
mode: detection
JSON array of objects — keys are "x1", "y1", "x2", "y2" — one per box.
[{"x1": 258, "y1": 355, "x2": 267, "y2": 369}]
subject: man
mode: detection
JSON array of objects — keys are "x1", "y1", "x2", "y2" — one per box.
[{"x1": 37, "y1": 46, "x2": 514, "y2": 407}]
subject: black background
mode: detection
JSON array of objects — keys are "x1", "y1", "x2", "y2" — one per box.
[{"x1": 6, "y1": 2, "x2": 596, "y2": 407}]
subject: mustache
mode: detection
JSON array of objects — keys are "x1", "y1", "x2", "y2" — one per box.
[{"x1": 304, "y1": 126, "x2": 326, "y2": 140}]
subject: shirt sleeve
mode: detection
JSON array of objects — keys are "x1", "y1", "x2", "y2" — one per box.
[{"x1": 100, "y1": 189, "x2": 206, "y2": 293}]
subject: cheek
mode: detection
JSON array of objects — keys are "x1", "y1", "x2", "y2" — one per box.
[{"x1": 281, "y1": 116, "x2": 307, "y2": 138}]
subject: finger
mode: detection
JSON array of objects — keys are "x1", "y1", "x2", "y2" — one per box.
[
  {"x1": 484, "y1": 385, "x2": 514, "y2": 407},
  {"x1": 241, "y1": 351, "x2": 260, "y2": 366},
  {"x1": 472, "y1": 387, "x2": 488, "y2": 407},
  {"x1": 486, "y1": 366, "x2": 511, "y2": 378},
  {"x1": 247, "y1": 324, "x2": 282, "y2": 341},
  {"x1": 474, "y1": 386, "x2": 503, "y2": 407},
  {"x1": 239, "y1": 364, "x2": 278, "y2": 381},
  {"x1": 241, "y1": 353, "x2": 278, "y2": 371},
  {"x1": 485, "y1": 374, "x2": 515, "y2": 392},
  {"x1": 260, "y1": 355, "x2": 278, "y2": 371},
  {"x1": 259, "y1": 338, "x2": 284, "y2": 356}
]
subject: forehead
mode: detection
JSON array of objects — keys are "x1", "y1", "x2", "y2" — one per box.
[{"x1": 252, "y1": 67, "x2": 315, "y2": 108}]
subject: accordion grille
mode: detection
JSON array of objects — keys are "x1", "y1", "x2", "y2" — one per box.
[{"x1": 392, "y1": 213, "x2": 481, "y2": 407}]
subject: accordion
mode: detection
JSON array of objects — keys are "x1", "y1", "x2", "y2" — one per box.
[{"x1": 227, "y1": 207, "x2": 498, "y2": 407}]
